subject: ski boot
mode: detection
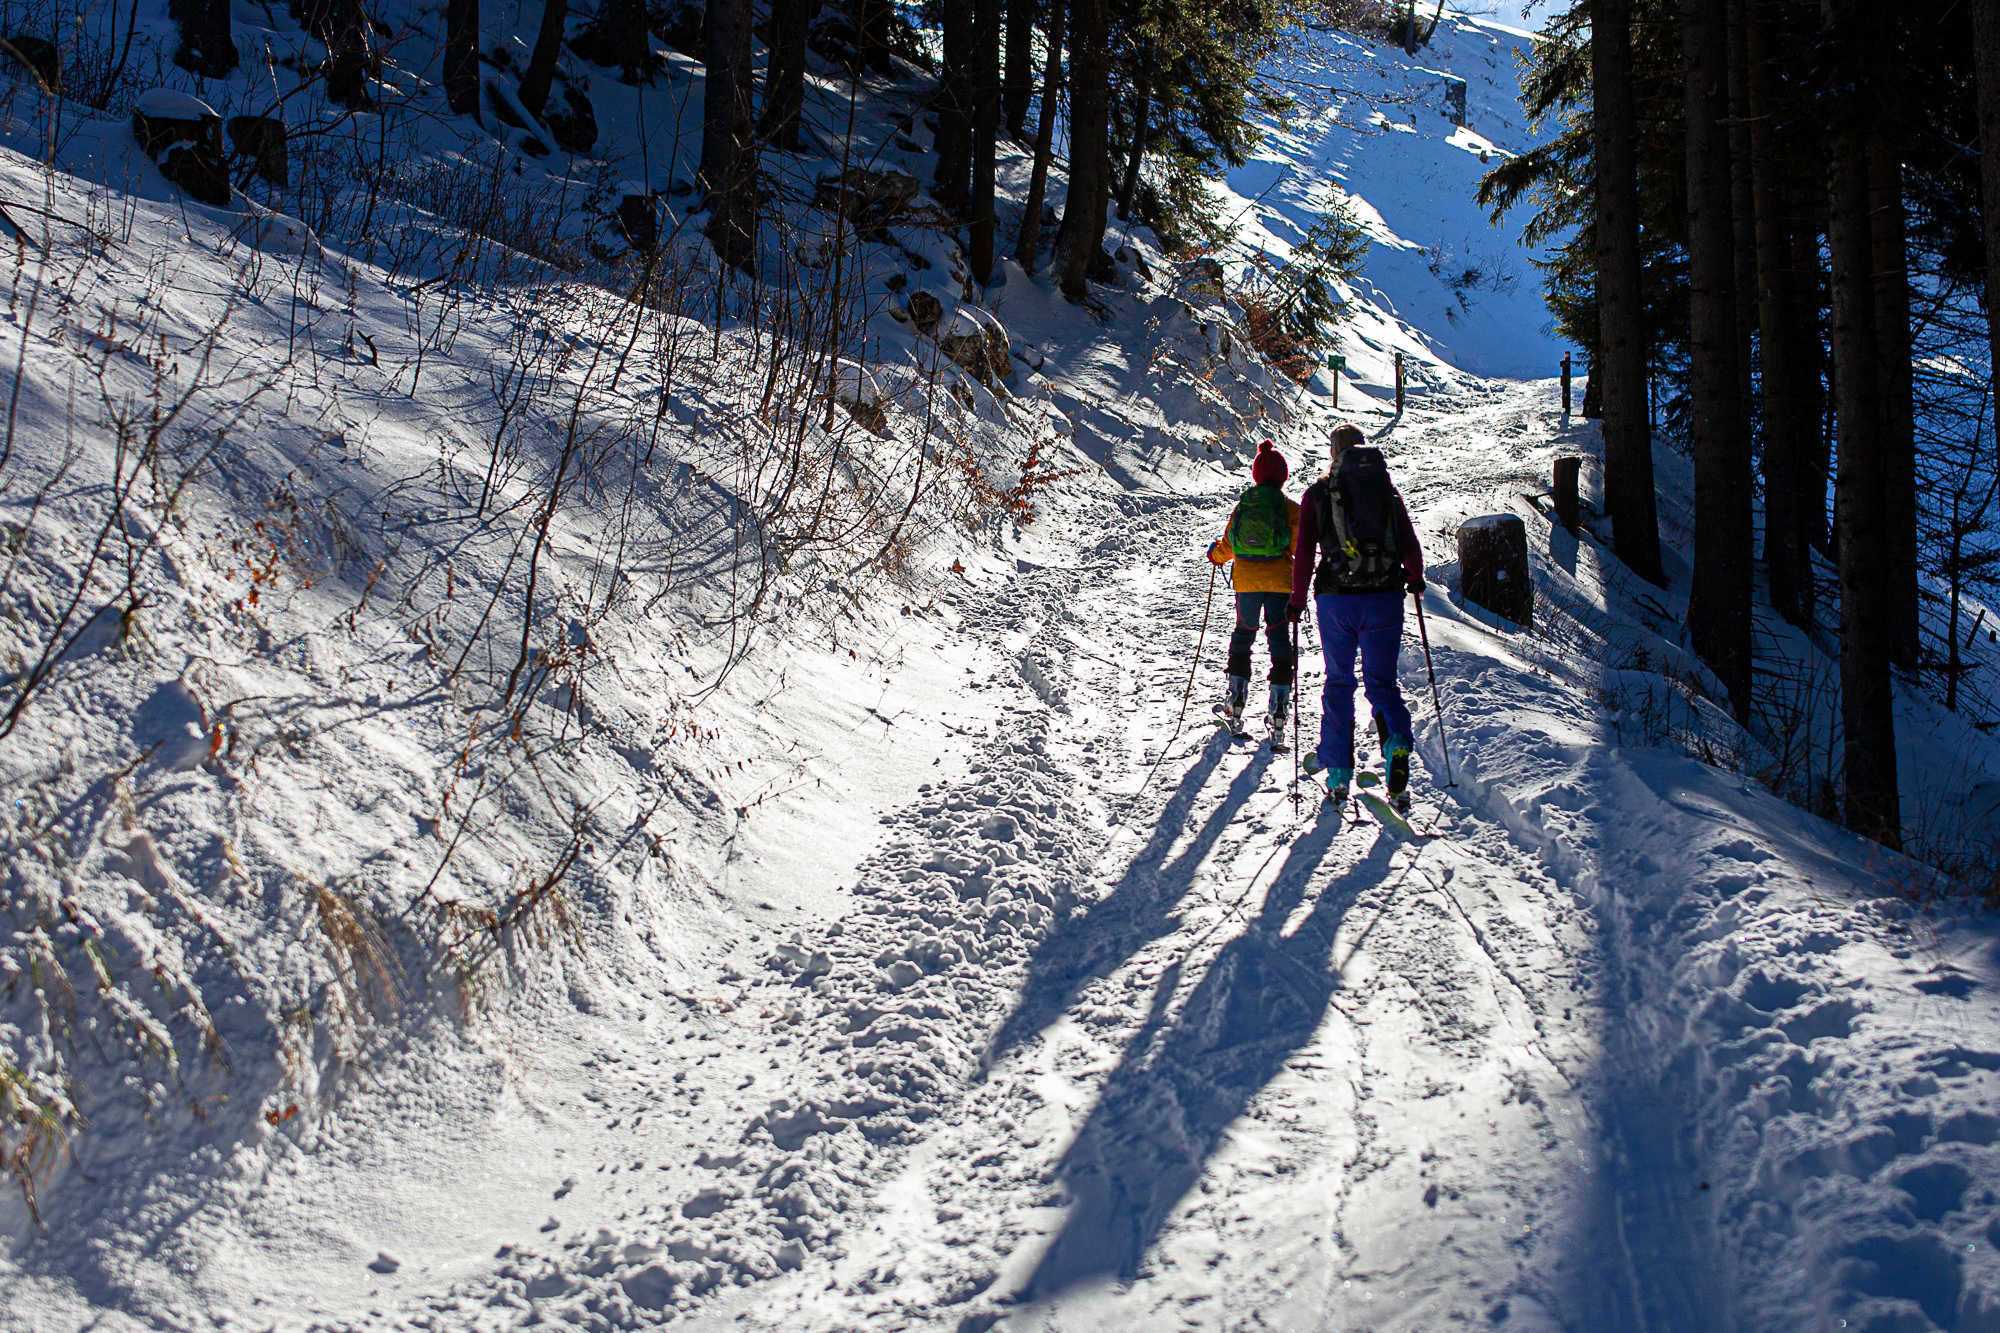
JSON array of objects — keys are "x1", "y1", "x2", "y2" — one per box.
[
  {"x1": 1324, "y1": 766, "x2": 1352, "y2": 808},
  {"x1": 1267, "y1": 683, "x2": 1292, "y2": 749},
  {"x1": 1214, "y1": 675, "x2": 1251, "y2": 740},
  {"x1": 1383, "y1": 731, "x2": 1413, "y2": 816}
]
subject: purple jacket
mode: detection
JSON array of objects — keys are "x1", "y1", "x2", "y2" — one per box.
[{"x1": 1289, "y1": 476, "x2": 1424, "y2": 609}]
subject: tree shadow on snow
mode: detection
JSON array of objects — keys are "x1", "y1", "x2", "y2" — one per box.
[
  {"x1": 1018, "y1": 824, "x2": 1407, "y2": 1298},
  {"x1": 981, "y1": 733, "x2": 1265, "y2": 1072}
]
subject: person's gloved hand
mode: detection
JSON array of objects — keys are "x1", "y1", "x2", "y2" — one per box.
[
  {"x1": 1287, "y1": 602, "x2": 1305, "y2": 625},
  {"x1": 1207, "y1": 540, "x2": 1228, "y2": 566},
  {"x1": 1407, "y1": 577, "x2": 1425, "y2": 599}
]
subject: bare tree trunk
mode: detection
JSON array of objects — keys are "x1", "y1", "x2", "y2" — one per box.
[
  {"x1": 702, "y1": 0, "x2": 758, "y2": 272},
  {"x1": 856, "y1": 0, "x2": 892, "y2": 73},
  {"x1": 445, "y1": 0, "x2": 479, "y2": 116},
  {"x1": 1973, "y1": 0, "x2": 2000, "y2": 405},
  {"x1": 1116, "y1": 36, "x2": 1155, "y2": 220},
  {"x1": 1004, "y1": 0, "x2": 1035, "y2": 135},
  {"x1": 519, "y1": 0, "x2": 568, "y2": 116},
  {"x1": 172, "y1": 0, "x2": 239, "y2": 77},
  {"x1": 1826, "y1": 0, "x2": 1897, "y2": 846},
  {"x1": 936, "y1": 0, "x2": 974, "y2": 208},
  {"x1": 1593, "y1": 0, "x2": 1665, "y2": 586},
  {"x1": 1054, "y1": 0, "x2": 1109, "y2": 299},
  {"x1": 761, "y1": 0, "x2": 815, "y2": 150},
  {"x1": 1014, "y1": 0, "x2": 1064, "y2": 270},
  {"x1": 1747, "y1": 0, "x2": 1802, "y2": 626},
  {"x1": 969, "y1": 0, "x2": 1001, "y2": 282},
  {"x1": 1869, "y1": 136, "x2": 1918, "y2": 670},
  {"x1": 573, "y1": 0, "x2": 652, "y2": 83},
  {"x1": 1727, "y1": 0, "x2": 1757, "y2": 436},
  {"x1": 1683, "y1": 0, "x2": 1753, "y2": 717},
  {"x1": 1788, "y1": 170, "x2": 1830, "y2": 564}
]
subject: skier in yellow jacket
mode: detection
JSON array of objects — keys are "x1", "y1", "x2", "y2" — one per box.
[{"x1": 1206, "y1": 440, "x2": 1301, "y2": 739}]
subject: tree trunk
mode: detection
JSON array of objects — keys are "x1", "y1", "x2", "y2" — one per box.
[
  {"x1": 702, "y1": 0, "x2": 758, "y2": 272},
  {"x1": 1014, "y1": 0, "x2": 1064, "y2": 270},
  {"x1": 1746, "y1": 0, "x2": 1801, "y2": 627},
  {"x1": 761, "y1": 0, "x2": 814, "y2": 150},
  {"x1": 1869, "y1": 136, "x2": 1918, "y2": 670},
  {"x1": 1788, "y1": 169, "x2": 1830, "y2": 563},
  {"x1": 574, "y1": 0, "x2": 652, "y2": 83},
  {"x1": 936, "y1": 0, "x2": 974, "y2": 208},
  {"x1": 172, "y1": 0, "x2": 239, "y2": 77},
  {"x1": 1826, "y1": 0, "x2": 1897, "y2": 846},
  {"x1": 1973, "y1": 0, "x2": 2000, "y2": 405},
  {"x1": 1727, "y1": 0, "x2": 1757, "y2": 435},
  {"x1": 969, "y1": 0, "x2": 1001, "y2": 282},
  {"x1": 856, "y1": 0, "x2": 892, "y2": 73},
  {"x1": 1116, "y1": 36, "x2": 1155, "y2": 220},
  {"x1": 519, "y1": 0, "x2": 568, "y2": 116},
  {"x1": 1593, "y1": 0, "x2": 1665, "y2": 586},
  {"x1": 1004, "y1": 0, "x2": 1035, "y2": 135},
  {"x1": 1054, "y1": 0, "x2": 1108, "y2": 299},
  {"x1": 445, "y1": 0, "x2": 479, "y2": 116},
  {"x1": 1683, "y1": 0, "x2": 1752, "y2": 720}
]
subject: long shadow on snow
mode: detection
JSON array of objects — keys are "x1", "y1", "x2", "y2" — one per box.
[
  {"x1": 983, "y1": 734, "x2": 1262, "y2": 1072},
  {"x1": 1019, "y1": 821, "x2": 1406, "y2": 1296}
]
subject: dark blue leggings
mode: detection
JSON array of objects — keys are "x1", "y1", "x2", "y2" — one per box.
[{"x1": 1227, "y1": 592, "x2": 1297, "y2": 684}]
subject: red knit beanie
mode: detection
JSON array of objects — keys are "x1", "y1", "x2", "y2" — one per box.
[{"x1": 1251, "y1": 439, "x2": 1288, "y2": 486}]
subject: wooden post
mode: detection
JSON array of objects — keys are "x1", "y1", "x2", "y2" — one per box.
[
  {"x1": 1553, "y1": 457, "x2": 1581, "y2": 534},
  {"x1": 1329, "y1": 352, "x2": 1345, "y2": 409},
  {"x1": 1395, "y1": 351, "x2": 1405, "y2": 412},
  {"x1": 1457, "y1": 514, "x2": 1533, "y2": 627},
  {"x1": 1561, "y1": 351, "x2": 1573, "y2": 415}
]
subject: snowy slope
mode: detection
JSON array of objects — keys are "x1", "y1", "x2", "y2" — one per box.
[{"x1": 0, "y1": 8, "x2": 1996, "y2": 1333}]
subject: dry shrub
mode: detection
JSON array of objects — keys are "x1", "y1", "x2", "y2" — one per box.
[
  {"x1": 309, "y1": 879, "x2": 405, "y2": 1022},
  {"x1": 1238, "y1": 291, "x2": 1320, "y2": 384}
]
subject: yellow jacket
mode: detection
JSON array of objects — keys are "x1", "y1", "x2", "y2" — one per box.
[{"x1": 1207, "y1": 493, "x2": 1301, "y2": 594}]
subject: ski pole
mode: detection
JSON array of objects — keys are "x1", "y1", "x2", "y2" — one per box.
[
  {"x1": 1411, "y1": 590, "x2": 1456, "y2": 788},
  {"x1": 1290, "y1": 615, "x2": 1301, "y2": 812},
  {"x1": 1173, "y1": 560, "x2": 1220, "y2": 738},
  {"x1": 1119, "y1": 559, "x2": 1219, "y2": 823}
]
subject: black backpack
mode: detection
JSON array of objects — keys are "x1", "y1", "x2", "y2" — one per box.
[{"x1": 1316, "y1": 447, "x2": 1404, "y2": 593}]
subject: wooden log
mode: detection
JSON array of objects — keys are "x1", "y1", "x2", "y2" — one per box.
[
  {"x1": 1553, "y1": 457, "x2": 1581, "y2": 534},
  {"x1": 1457, "y1": 513, "x2": 1532, "y2": 627}
]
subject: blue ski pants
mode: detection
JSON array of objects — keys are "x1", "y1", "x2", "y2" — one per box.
[
  {"x1": 1227, "y1": 592, "x2": 1297, "y2": 684},
  {"x1": 1315, "y1": 591, "x2": 1413, "y2": 772}
]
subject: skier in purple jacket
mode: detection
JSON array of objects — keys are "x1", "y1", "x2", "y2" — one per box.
[{"x1": 1287, "y1": 423, "x2": 1424, "y2": 812}]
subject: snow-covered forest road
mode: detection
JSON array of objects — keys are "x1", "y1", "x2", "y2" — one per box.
[{"x1": 268, "y1": 378, "x2": 1801, "y2": 1333}]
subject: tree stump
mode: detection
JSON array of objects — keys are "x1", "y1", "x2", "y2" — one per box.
[
  {"x1": 133, "y1": 90, "x2": 229, "y2": 206},
  {"x1": 227, "y1": 115, "x2": 287, "y2": 186},
  {"x1": 1458, "y1": 513, "x2": 1532, "y2": 627},
  {"x1": 2, "y1": 35, "x2": 59, "y2": 90},
  {"x1": 613, "y1": 189, "x2": 658, "y2": 253},
  {"x1": 1552, "y1": 457, "x2": 1581, "y2": 535}
]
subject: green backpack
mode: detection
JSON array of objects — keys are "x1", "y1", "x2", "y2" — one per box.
[{"x1": 1229, "y1": 485, "x2": 1291, "y2": 562}]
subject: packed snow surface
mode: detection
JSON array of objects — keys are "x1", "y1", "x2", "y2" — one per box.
[{"x1": 0, "y1": 7, "x2": 1995, "y2": 1333}]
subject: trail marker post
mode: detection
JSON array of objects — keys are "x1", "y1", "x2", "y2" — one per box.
[
  {"x1": 1395, "y1": 351, "x2": 1405, "y2": 412},
  {"x1": 1330, "y1": 353, "x2": 1346, "y2": 409},
  {"x1": 1553, "y1": 456, "x2": 1580, "y2": 534},
  {"x1": 1560, "y1": 352, "x2": 1572, "y2": 415}
]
